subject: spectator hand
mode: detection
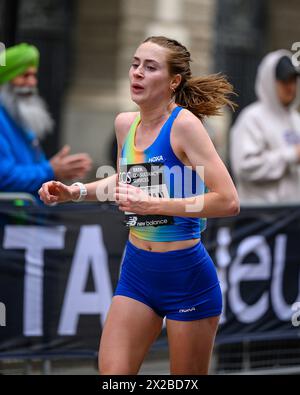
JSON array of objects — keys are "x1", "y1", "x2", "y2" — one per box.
[{"x1": 50, "y1": 145, "x2": 92, "y2": 180}]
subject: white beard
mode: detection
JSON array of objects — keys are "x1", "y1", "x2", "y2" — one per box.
[{"x1": 0, "y1": 83, "x2": 54, "y2": 140}]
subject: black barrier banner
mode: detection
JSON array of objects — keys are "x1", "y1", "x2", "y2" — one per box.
[
  {"x1": 0, "y1": 203, "x2": 300, "y2": 357},
  {"x1": 203, "y1": 206, "x2": 300, "y2": 343},
  {"x1": 0, "y1": 204, "x2": 128, "y2": 356}
]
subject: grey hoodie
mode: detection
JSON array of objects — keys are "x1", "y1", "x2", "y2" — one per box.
[{"x1": 230, "y1": 50, "x2": 300, "y2": 203}]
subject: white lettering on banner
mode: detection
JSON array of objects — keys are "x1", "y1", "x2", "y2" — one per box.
[
  {"x1": 291, "y1": 302, "x2": 300, "y2": 327},
  {"x1": 272, "y1": 235, "x2": 300, "y2": 320},
  {"x1": 215, "y1": 227, "x2": 232, "y2": 324},
  {"x1": 228, "y1": 236, "x2": 271, "y2": 323},
  {"x1": 0, "y1": 302, "x2": 6, "y2": 326},
  {"x1": 3, "y1": 226, "x2": 65, "y2": 336},
  {"x1": 58, "y1": 225, "x2": 112, "y2": 335},
  {"x1": 216, "y1": 229, "x2": 300, "y2": 324}
]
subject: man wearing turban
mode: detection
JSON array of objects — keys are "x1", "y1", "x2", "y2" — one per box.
[{"x1": 0, "y1": 43, "x2": 92, "y2": 200}]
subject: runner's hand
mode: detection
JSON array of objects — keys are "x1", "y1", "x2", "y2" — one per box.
[
  {"x1": 114, "y1": 182, "x2": 151, "y2": 214},
  {"x1": 38, "y1": 181, "x2": 75, "y2": 205}
]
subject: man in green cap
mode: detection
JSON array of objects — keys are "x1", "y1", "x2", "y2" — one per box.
[{"x1": 0, "y1": 43, "x2": 92, "y2": 201}]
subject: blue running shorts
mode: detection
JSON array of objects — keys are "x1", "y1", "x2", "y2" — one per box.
[{"x1": 114, "y1": 240, "x2": 222, "y2": 321}]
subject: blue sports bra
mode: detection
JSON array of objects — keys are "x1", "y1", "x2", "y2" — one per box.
[{"x1": 120, "y1": 106, "x2": 207, "y2": 241}]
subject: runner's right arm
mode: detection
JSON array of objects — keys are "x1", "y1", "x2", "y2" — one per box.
[
  {"x1": 39, "y1": 112, "x2": 137, "y2": 205},
  {"x1": 38, "y1": 174, "x2": 118, "y2": 205}
]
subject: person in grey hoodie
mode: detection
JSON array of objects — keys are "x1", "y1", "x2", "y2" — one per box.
[{"x1": 230, "y1": 50, "x2": 300, "y2": 203}]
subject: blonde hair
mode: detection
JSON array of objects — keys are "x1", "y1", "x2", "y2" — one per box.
[{"x1": 143, "y1": 36, "x2": 237, "y2": 120}]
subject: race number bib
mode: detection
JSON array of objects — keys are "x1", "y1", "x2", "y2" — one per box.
[{"x1": 119, "y1": 162, "x2": 174, "y2": 227}]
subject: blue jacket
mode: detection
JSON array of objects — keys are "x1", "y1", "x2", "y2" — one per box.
[{"x1": 0, "y1": 105, "x2": 54, "y2": 199}]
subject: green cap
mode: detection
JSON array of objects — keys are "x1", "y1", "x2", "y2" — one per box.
[{"x1": 0, "y1": 43, "x2": 39, "y2": 85}]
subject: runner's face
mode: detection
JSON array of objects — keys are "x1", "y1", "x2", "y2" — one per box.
[{"x1": 129, "y1": 42, "x2": 173, "y2": 105}]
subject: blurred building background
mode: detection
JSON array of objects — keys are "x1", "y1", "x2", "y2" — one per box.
[{"x1": 1, "y1": 0, "x2": 299, "y2": 171}]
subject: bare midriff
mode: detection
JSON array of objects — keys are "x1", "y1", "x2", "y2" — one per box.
[{"x1": 129, "y1": 232, "x2": 200, "y2": 252}]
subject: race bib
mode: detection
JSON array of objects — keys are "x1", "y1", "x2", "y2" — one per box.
[{"x1": 119, "y1": 162, "x2": 174, "y2": 227}]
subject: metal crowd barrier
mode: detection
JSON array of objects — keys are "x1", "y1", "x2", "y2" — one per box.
[{"x1": 0, "y1": 193, "x2": 38, "y2": 206}]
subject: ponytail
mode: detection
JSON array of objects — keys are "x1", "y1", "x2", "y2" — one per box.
[{"x1": 175, "y1": 73, "x2": 237, "y2": 121}]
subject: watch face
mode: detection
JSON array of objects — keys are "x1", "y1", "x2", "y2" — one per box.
[
  {"x1": 72, "y1": 183, "x2": 87, "y2": 201},
  {"x1": 79, "y1": 185, "x2": 87, "y2": 199}
]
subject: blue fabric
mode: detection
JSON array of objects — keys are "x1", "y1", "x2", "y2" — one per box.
[
  {"x1": 0, "y1": 105, "x2": 54, "y2": 201},
  {"x1": 122, "y1": 106, "x2": 208, "y2": 241},
  {"x1": 114, "y1": 240, "x2": 222, "y2": 321},
  {"x1": 154, "y1": 106, "x2": 207, "y2": 239}
]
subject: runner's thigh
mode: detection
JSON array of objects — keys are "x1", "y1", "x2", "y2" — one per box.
[
  {"x1": 167, "y1": 316, "x2": 220, "y2": 375},
  {"x1": 99, "y1": 295, "x2": 164, "y2": 374}
]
